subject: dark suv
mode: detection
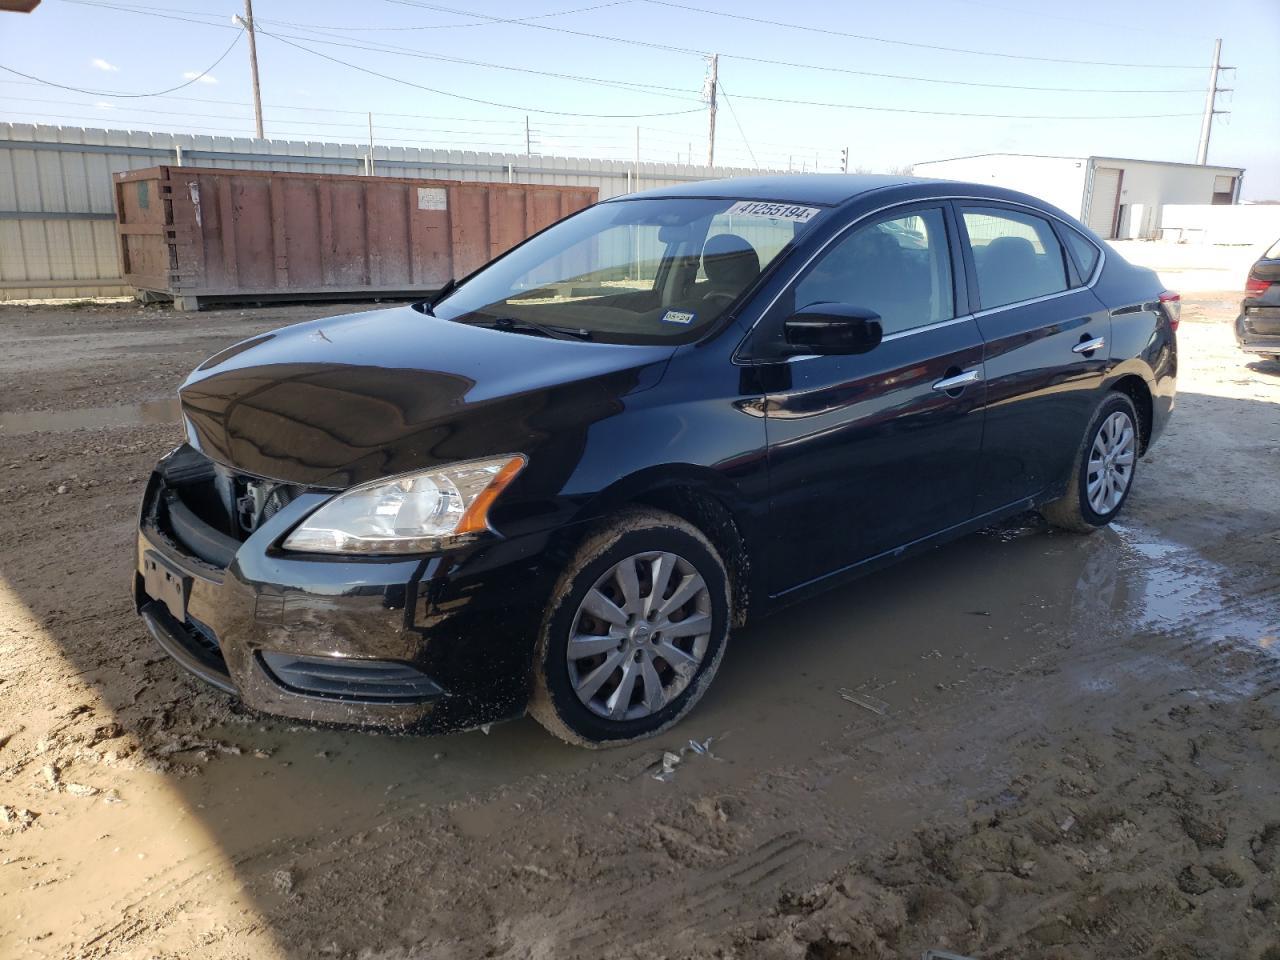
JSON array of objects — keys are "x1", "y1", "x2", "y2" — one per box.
[
  {"x1": 1236, "y1": 236, "x2": 1280, "y2": 361},
  {"x1": 135, "y1": 175, "x2": 1177, "y2": 746}
]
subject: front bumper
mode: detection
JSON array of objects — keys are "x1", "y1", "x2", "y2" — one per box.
[{"x1": 133, "y1": 450, "x2": 557, "y2": 733}]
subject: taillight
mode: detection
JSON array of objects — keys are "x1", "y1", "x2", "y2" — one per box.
[
  {"x1": 1246, "y1": 276, "x2": 1271, "y2": 298},
  {"x1": 1158, "y1": 290, "x2": 1181, "y2": 330}
]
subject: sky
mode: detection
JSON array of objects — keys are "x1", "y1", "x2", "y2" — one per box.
[{"x1": 2, "y1": 0, "x2": 1278, "y2": 198}]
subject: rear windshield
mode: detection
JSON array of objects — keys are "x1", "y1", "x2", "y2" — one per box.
[
  {"x1": 431, "y1": 197, "x2": 826, "y2": 344},
  {"x1": 1266, "y1": 236, "x2": 1280, "y2": 260}
]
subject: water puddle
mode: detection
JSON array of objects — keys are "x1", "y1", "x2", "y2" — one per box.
[
  {"x1": 0, "y1": 399, "x2": 182, "y2": 434},
  {"x1": 1115, "y1": 521, "x2": 1278, "y2": 647}
]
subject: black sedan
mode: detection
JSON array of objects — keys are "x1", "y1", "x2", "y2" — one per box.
[
  {"x1": 1236, "y1": 236, "x2": 1280, "y2": 361},
  {"x1": 134, "y1": 175, "x2": 1178, "y2": 746}
]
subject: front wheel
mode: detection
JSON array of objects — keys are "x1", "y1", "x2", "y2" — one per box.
[
  {"x1": 1041, "y1": 392, "x2": 1140, "y2": 534},
  {"x1": 528, "y1": 508, "x2": 731, "y2": 747}
]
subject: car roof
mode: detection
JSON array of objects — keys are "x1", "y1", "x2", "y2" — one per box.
[{"x1": 612, "y1": 174, "x2": 935, "y2": 206}]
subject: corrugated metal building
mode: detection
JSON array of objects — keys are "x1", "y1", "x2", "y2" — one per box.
[{"x1": 911, "y1": 153, "x2": 1244, "y2": 241}]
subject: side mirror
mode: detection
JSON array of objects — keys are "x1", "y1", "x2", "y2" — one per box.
[{"x1": 783, "y1": 303, "x2": 883, "y2": 355}]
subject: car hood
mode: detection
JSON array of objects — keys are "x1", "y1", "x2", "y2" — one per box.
[{"x1": 179, "y1": 305, "x2": 674, "y2": 488}]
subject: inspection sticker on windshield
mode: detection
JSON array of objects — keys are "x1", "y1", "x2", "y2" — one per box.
[
  {"x1": 724, "y1": 200, "x2": 820, "y2": 223},
  {"x1": 662, "y1": 310, "x2": 695, "y2": 325}
]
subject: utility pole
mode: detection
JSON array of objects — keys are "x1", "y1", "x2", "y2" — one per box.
[
  {"x1": 242, "y1": 0, "x2": 263, "y2": 139},
  {"x1": 367, "y1": 112, "x2": 375, "y2": 176},
  {"x1": 525, "y1": 115, "x2": 531, "y2": 156},
  {"x1": 1196, "y1": 38, "x2": 1231, "y2": 165},
  {"x1": 705, "y1": 53, "x2": 718, "y2": 168}
]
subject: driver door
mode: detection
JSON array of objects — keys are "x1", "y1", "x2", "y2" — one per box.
[{"x1": 754, "y1": 203, "x2": 988, "y2": 595}]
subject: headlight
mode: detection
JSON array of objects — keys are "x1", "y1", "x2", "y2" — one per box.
[{"x1": 282, "y1": 455, "x2": 526, "y2": 555}]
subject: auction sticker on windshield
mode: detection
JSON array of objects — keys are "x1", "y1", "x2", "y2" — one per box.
[{"x1": 724, "y1": 201, "x2": 821, "y2": 223}]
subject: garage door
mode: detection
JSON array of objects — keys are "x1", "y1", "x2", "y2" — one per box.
[{"x1": 1087, "y1": 167, "x2": 1122, "y2": 238}]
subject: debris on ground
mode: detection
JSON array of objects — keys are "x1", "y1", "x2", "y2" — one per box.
[
  {"x1": 0, "y1": 805, "x2": 38, "y2": 832},
  {"x1": 272, "y1": 868, "x2": 298, "y2": 896},
  {"x1": 838, "y1": 688, "x2": 890, "y2": 715},
  {"x1": 650, "y1": 737, "x2": 720, "y2": 782}
]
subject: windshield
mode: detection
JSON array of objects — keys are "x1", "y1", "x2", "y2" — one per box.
[{"x1": 431, "y1": 197, "x2": 826, "y2": 344}]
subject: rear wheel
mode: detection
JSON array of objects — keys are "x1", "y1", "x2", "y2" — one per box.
[
  {"x1": 1041, "y1": 392, "x2": 1139, "y2": 534},
  {"x1": 529, "y1": 508, "x2": 730, "y2": 747}
]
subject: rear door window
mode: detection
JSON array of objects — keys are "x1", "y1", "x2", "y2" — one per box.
[{"x1": 962, "y1": 206, "x2": 1070, "y2": 309}]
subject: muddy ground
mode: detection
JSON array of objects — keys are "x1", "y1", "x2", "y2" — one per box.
[{"x1": 1, "y1": 294, "x2": 1278, "y2": 960}]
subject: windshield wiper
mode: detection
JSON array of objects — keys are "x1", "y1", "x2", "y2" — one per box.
[{"x1": 478, "y1": 316, "x2": 593, "y2": 341}]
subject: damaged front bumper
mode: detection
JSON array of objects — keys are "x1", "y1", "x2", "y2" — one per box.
[{"x1": 133, "y1": 446, "x2": 553, "y2": 733}]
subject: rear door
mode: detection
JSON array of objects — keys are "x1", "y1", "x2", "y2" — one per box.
[
  {"x1": 957, "y1": 203, "x2": 1111, "y2": 514},
  {"x1": 756, "y1": 203, "x2": 987, "y2": 594}
]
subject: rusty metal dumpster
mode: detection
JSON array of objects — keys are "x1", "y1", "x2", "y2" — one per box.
[{"x1": 112, "y1": 166, "x2": 598, "y2": 310}]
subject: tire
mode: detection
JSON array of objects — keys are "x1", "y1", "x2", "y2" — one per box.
[
  {"x1": 528, "y1": 507, "x2": 731, "y2": 748},
  {"x1": 1041, "y1": 392, "x2": 1140, "y2": 534}
]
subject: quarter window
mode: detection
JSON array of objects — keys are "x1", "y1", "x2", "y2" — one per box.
[
  {"x1": 962, "y1": 206, "x2": 1069, "y2": 309},
  {"x1": 1061, "y1": 227, "x2": 1101, "y2": 282},
  {"x1": 793, "y1": 208, "x2": 954, "y2": 337}
]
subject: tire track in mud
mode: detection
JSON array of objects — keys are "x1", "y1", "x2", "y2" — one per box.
[{"x1": 564, "y1": 831, "x2": 835, "y2": 954}]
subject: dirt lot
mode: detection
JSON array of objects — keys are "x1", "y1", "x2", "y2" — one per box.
[{"x1": 1, "y1": 295, "x2": 1278, "y2": 960}]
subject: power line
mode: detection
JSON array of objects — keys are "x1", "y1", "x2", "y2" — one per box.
[
  {"x1": 945, "y1": 0, "x2": 1207, "y2": 42},
  {"x1": 49, "y1": 0, "x2": 1207, "y2": 120},
  {"x1": 714, "y1": 80, "x2": 757, "y2": 168},
  {"x1": 258, "y1": 0, "x2": 633, "y2": 33},
  {"x1": 726, "y1": 90, "x2": 1205, "y2": 120},
  {"x1": 256, "y1": 27, "x2": 706, "y2": 118},
  {"x1": 22, "y1": 0, "x2": 1213, "y2": 134},
  {"x1": 57, "y1": 0, "x2": 636, "y2": 32},
  {"x1": 720, "y1": 61, "x2": 1201, "y2": 96},
  {"x1": 84, "y1": 0, "x2": 1202, "y2": 91},
  {"x1": 59, "y1": 0, "x2": 241, "y2": 29},
  {"x1": 55, "y1": 0, "x2": 706, "y2": 103},
  {"x1": 0, "y1": 80, "x2": 697, "y2": 129},
  {"x1": 254, "y1": 29, "x2": 703, "y2": 102},
  {"x1": 384, "y1": 0, "x2": 1206, "y2": 93},
  {"x1": 0, "y1": 29, "x2": 243, "y2": 97},
  {"x1": 639, "y1": 0, "x2": 1205, "y2": 70}
]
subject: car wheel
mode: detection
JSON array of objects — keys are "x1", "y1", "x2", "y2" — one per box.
[
  {"x1": 528, "y1": 507, "x2": 730, "y2": 748},
  {"x1": 1041, "y1": 392, "x2": 1140, "y2": 534}
]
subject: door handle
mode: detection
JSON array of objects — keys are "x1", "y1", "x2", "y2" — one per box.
[
  {"x1": 1072, "y1": 336, "x2": 1106, "y2": 355},
  {"x1": 932, "y1": 368, "x2": 983, "y2": 393}
]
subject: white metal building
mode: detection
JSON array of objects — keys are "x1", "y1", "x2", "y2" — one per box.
[{"x1": 911, "y1": 153, "x2": 1244, "y2": 241}]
